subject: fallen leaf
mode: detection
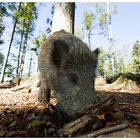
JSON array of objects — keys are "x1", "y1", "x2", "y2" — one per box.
[
  {"x1": 31, "y1": 119, "x2": 44, "y2": 127},
  {"x1": 97, "y1": 113, "x2": 105, "y2": 120}
]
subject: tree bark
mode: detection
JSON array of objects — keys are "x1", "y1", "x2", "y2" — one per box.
[
  {"x1": 19, "y1": 27, "x2": 29, "y2": 78},
  {"x1": 88, "y1": 29, "x2": 91, "y2": 49},
  {"x1": 16, "y1": 26, "x2": 25, "y2": 76},
  {"x1": 51, "y1": 2, "x2": 75, "y2": 34},
  {"x1": 106, "y1": 2, "x2": 115, "y2": 77},
  {"x1": 28, "y1": 53, "x2": 33, "y2": 77}
]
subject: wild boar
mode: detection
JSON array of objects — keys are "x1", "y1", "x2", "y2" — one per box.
[{"x1": 38, "y1": 30, "x2": 99, "y2": 119}]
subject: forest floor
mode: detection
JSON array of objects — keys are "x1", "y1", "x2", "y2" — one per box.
[{"x1": 0, "y1": 83, "x2": 140, "y2": 137}]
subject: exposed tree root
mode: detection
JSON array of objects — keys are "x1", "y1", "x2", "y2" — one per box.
[{"x1": 8, "y1": 74, "x2": 40, "y2": 92}]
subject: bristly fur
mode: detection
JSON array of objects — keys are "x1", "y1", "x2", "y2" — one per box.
[
  {"x1": 66, "y1": 44, "x2": 97, "y2": 67},
  {"x1": 38, "y1": 30, "x2": 99, "y2": 119},
  {"x1": 48, "y1": 30, "x2": 98, "y2": 70}
]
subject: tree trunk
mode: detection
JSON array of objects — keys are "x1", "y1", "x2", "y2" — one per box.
[
  {"x1": 19, "y1": 25, "x2": 29, "y2": 78},
  {"x1": 0, "y1": 2, "x2": 21, "y2": 83},
  {"x1": 106, "y1": 2, "x2": 115, "y2": 77},
  {"x1": 51, "y1": 2, "x2": 75, "y2": 34},
  {"x1": 88, "y1": 29, "x2": 91, "y2": 49},
  {"x1": 16, "y1": 27, "x2": 25, "y2": 76},
  {"x1": 28, "y1": 53, "x2": 33, "y2": 77}
]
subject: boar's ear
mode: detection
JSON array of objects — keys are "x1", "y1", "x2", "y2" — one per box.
[
  {"x1": 51, "y1": 40, "x2": 69, "y2": 68},
  {"x1": 92, "y1": 48, "x2": 100, "y2": 67},
  {"x1": 92, "y1": 48, "x2": 100, "y2": 58}
]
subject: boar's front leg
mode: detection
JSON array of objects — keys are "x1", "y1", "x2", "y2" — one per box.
[{"x1": 38, "y1": 78, "x2": 50, "y2": 104}]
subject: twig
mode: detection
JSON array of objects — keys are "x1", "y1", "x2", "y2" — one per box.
[
  {"x1": 57, "y1": 114, "x2": 92, "y2": 136},
  {"x1": 118, "y1": 103, "x2": 130, "y2": 105},
  {"x1": 125, "y1": 112, "x2": 140, "y2": 120},
  {"x1": 9, "y1": 84, "x2": 31, "y2": 92},
  {"x1": 0, "y1": 83, "x2": 11, "y2": 88},
  {"x1": 77, "y1": 95, "x2": 117, "y2": 116},
  {"x1": 80, "y1": 121, "x2": 128, "y2": 137}
]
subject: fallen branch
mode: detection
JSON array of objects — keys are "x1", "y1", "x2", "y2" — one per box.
[
  {"x1": 57, "y1": 114, "x2": 92, "y2": 136},
  {"x1": 9, "y1": 83, "x2": 31, "y2": 92},
  {"x1": 8, "y1": 75, "x2": 40, "y2": 92},
  {"x1": 125, "y1": 112, "x2": 140, "y2": 120},
  {"x1": 0, "y1": 83, "x2": 11, "y2": 88},
  {"x1": 80, "y1": 121, "x2": 128, "y2": 137},
  {"x1": 82, "y1": 96, "x2": 117, "y2": 118},
  {"x1": 77, "y1": 95, "x2": 117, "y2": 117}
]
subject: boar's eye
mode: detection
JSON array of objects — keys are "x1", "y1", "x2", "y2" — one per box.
[{"x1": 68, "y1": 74, "x2": 78, "y2": 85}]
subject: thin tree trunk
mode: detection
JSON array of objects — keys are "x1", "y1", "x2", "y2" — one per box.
[
  {"x1": 19, "y1": 25, "x2": 29, "y2": 78},
  {"x1": 0, "y1": 16, "x2": 3, "y2": 39},
  {"x1": 106, "y1": 2, "x2": 115, "y2": 77},
  {"x1": 16, "y1": 27, "x2": 24, "y2": 76},
  {"x1": 0, "y1": 2, "x2": 21, "y2": 83},
  {"x1": 51, "y1": 2, "x2": 75, "y2": 34},
  {"x1": 88, "y1": 29, "x2": 91, "y2": 49},
  {"x1": 28, "y1": 53, "x2": 33, "y2": 77},
  {"x1": 19, "y1": 39, "x2": 27, "y2": 78}
]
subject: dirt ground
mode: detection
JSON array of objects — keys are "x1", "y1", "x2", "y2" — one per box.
[{"x1": 0, "y1": 85, "x2": 140, "y2": 137}]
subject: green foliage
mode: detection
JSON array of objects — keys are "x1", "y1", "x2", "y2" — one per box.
[
  {"x1": 105, "y1": 60, "x2": 112, "y2": 78},
  {"x1": 16, "y1": 3, "x2": 38, "y2": 78},
  {"x1": 83, "y1": 11, "x2": 95, "y2": 31},
  {"x1": 0, "y1": 3, "x2": 9, "y2": 44},
  {"x1": 5, "y1": 63, "x2": 16, "y2": 78},
  {"x1": 16, "y1": 3, "x2": 38, "y2": 34},
  {"x1": 34, "y1": 33, "x2": 47, "y2": 48},
  {"x1": 81, "y1": 3, "x2": 118, "y2": 49},
  {"x1": 132, "y1": 40, "x2": 140, "y2": 73},
  {"x1": 116, "y1": 57, "x2": 125, "y2": 74},
  {"x1": 104, "y1": 49, "x2": 115, "y2": 78},
  {"x1": 0, "y1": 52, "x2": 4, "y2": 64},
  {"x1": 0, "y1": 3, "x2": 8, "y2": 17},
  {"x1": 103, "y1": 40, "x2": 140, "y2": 79},
  {"x1": 96, "y1": 3, "x2": 118, "y2": 36},
  {"x1": 0, "y1": 52, "x2": 4, "y2": 74},
  {"x1": 83, "y1": 11, "x2": 95, "y2": 47},
  {"x1": 0, "y1": 2, "x2": 38, "y2": 81},
  {"x1": 106, "y1": 73, "x2": 140, "y2": 85},
  {"x1": 8, "y1": 2, "x2": 18, "y2": 12},
  {"x1": 125, "y1": 63, "x2": 133, "y2": 73},
  {"x1": 99, "y1": 12, "x2": 107, "y2": 26}
]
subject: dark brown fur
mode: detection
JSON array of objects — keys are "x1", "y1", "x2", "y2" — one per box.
[{"x1": 38, "y1": 30, "x2": 99, "y2": 119}]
